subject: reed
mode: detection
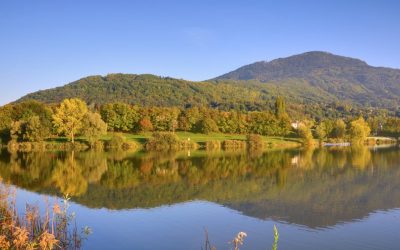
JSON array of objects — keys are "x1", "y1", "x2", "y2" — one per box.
[
  {"x1": 202, "y1": 226, "x2": 278, "y2": 250},
  {"x1": 0, "y1": 182, "x2": 90, "y2": 249}
]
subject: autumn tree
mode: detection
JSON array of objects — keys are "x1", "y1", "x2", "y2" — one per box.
[
  {"x1": 315, "y1": 123, "x2": 327, "y2": 143},
  {"x1": 315, "y1": 120, "x2": 334, "y2": 143},
  {"x1": 139, "y1": 117, "x2": 154, "y2": 132},
  {"x1": 100, "y1": 103, "x2": 139, "y2": 132},
  {"x1": 382, "y1": 117, "x2": 400, "y2": 137},
  {"x1": 10, "y1": 120, "x2": 23, "y2": 141},
  {"x1": 9, "y1": 115, "x2": 48, "y2": 142},
  {"x1": 349, "y1": 117, "x2": 371, "y2": 144},
  {"x1": 274, "y1": 96, "x2": 287, "y2": 119},
  {"x1": 177, "y1": 115, "x2": 190, "y2": 132},
  {"x1": 331, "y1": 119, "x2": 346, "y2": 140},
  {"x1": 0, "y1": 105, "x2": 14, "y2": 143},
  {"x1": 297, "y1": 124, "x2": 314, "y2": 145},
  {"x1": 198, "y1": 118, "x2": 219, "y2": 134},
  {"x1": 53, "y1": 98, "x2": 88, "y2": 143},
  {"x1": 81, "y1": 112, "x2": 108, "y2": 147}
]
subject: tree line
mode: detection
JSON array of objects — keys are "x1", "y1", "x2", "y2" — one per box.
[{"x1": 0, "y1": 97, "x2": 399, "y2": 147}]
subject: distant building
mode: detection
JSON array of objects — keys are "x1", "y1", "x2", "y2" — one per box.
[{"x1": 291, "y1": 121, "x2": 300, "y2": 129}]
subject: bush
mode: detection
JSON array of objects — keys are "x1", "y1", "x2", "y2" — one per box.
[
  {"x1": 106, "y1": 134, "x2": 137, "y2": 151},
  {"x1": 108, "y1": 134, "x2": 125, "y2": 149},
  {"x1": 197, "y1": 118, "x2": 219, "y2": 134},
  {"x1": 180, "y1": 139, "x2": 199, "y2": 150},
  {"x1": 145, "y1": 132, "x2": 197, "y2": 151},
  {"x1": 221, "y1": 140, "x2": 247, "y2": 150},
  {"x1": 121, "y1": 141, "x2": 137, "y2": 150},
  {"x1": 145, "y1": 132, "x2": 181, "y2": 151},
  {"x1": 246, "y1": 134, "x2": 264, "y2": 150}
]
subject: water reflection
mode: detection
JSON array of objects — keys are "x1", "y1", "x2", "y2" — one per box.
[{"x1": 1, "y1": 146, "x2": 400, "y2": 228}]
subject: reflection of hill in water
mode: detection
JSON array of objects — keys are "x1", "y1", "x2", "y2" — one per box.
[{"x1": 1, "y1": 146, "x2": 400, "y2": 228}]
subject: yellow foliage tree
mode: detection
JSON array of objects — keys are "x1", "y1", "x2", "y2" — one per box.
[
  {"x1": 52, "y1": 98, "x2": 88, "y2": 143},
  {"x1": 349, "y1": 117, "x2": 371, "y2": 144}
]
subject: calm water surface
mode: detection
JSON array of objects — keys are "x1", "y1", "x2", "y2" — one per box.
[{"x1": 1, "y1": 146, "x2": 400, "y2": 249}]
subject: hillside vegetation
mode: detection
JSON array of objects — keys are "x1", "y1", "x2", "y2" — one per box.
[
  {"x1": 215, "y1": 51, "x2": 400, "y2": 108},
  {"x1": 17, "y1": 51, "x2": 400, "y2": 114}
]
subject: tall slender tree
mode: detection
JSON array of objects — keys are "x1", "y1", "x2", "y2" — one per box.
[{"x1": 274, "y1": 96, "x2": 287, "y2": 119}]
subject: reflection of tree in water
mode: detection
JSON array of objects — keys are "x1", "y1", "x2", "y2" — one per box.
[
  {"x1": 1, "y1": 146, "x2": 400, "y2": 228},
  {"x1": 77, "y1": 151, "x2": 108, "y2": 183},
  {"x1": 350, "y1": 145, "x2": 372, "y2": 170},
  {"x1": 0, "y1": 152, "x2": 55, "y2": 190},
  {"x1": 52, "y1": 152, "x2": 88, "y2": 196},
  {"x1": 100, "y1": 160, "x2": 141, "y2": 189}
]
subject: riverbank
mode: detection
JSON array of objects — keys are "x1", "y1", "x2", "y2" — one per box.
[
  {"x1": 1, "y1": 132, "x2": 303, "y2": 152},
  {"x1": 104, "y1": 132, "x2": 303, "y2": 150}
]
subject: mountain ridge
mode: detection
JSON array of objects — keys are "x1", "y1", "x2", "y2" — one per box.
[{"x1": 17, "y1": 51, "x2": 400, "y2": 111}]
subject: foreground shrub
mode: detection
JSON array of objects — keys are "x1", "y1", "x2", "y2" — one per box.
[
  {"x1": 145, "y1": 132, "x2": 181, "y2": 151},
  {"x1": 145, "y1": 132, "x2": 197, "y2": 151},
  {"x1": 106, "y1": 134, "x2": 137, "y2": 151}
]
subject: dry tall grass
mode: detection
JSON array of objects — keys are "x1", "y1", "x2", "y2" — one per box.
[
  {"x1": 202, "y1": 226, "x2": 279, "y2": 250},
  {"x1": 0, "y1": 182, "x2": 90, "y2": 249}
]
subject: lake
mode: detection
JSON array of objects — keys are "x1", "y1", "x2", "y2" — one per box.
[{"x1": 1, "y1": 145, "x2": 400, "y2": 249}]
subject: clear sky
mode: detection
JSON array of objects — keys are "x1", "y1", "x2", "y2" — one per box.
[{"x1": 1, "y1": 0, "x2": 399, "y2": 105}]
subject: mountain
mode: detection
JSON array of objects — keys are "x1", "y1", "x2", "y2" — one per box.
[
  {"x1": 17, "y1": 51, "x2": 400, "y2": 111},
  {"x1": 17, "y1": 74, "x2": 273, "y2": 110},
  {"x1": 215, "y1": 51, "x2": 400, "y2": 108}
]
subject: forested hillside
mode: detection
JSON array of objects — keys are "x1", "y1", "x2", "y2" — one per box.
[
  {"x1": 215, "y1": 51, "x2": 400, "y2": 108},
  {"x1": 19, "y1": 74, "x2": 270, "y2": 110},
  {"x1": 17, "y1": 52, "x2": 400, "y2": 114}
]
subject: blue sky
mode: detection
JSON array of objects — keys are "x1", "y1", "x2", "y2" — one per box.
[{"x1": 1, "y1": 0, "x2": 399, "y2": 105}]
